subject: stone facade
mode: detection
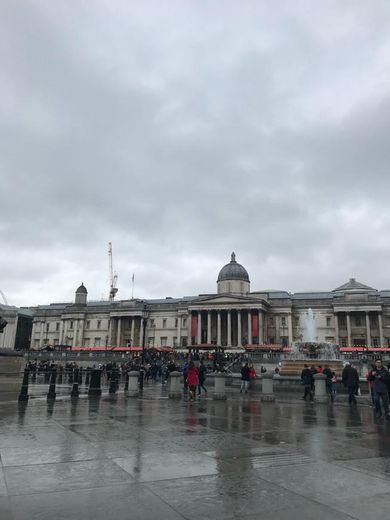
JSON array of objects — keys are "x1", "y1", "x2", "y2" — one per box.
[{"x1": 28, "y1": 255, "x2": 390, "y2": 350}]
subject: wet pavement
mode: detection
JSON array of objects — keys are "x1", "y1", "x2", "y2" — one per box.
[{"x1": 1, "y1": 385, "x2": 390, "y2": 519}]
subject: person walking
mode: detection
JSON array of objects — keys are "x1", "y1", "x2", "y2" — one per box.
[
  {"x1": 186, "y1": 361, "x2": 199, "y2": 401},
  {"x1": 342, "y1": 362, "x2": 360, "y2": 405},
  {"x1": 330, "y1": 372, "x2": 337, "y2": 402},
  {"x1": 301, "y1": 364, "x2": 314, "y2": 401},
  {"x1": 198, "y1": 361, "x2": 208, "y2": 396},
  {"x1": 240, "y1": 363, "x2": 250, "y2": 393},
  {"x1": 368, "y1": 358, "x2": 390, "y2": 419}
]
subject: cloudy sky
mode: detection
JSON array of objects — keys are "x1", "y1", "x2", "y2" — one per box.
[{"x1": 2, "y1": 0, "x2": 390, "y2": 307}]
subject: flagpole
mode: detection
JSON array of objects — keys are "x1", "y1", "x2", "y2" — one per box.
[{"x1": 131, "y1": 273, "x2": 134, "y2": 299}]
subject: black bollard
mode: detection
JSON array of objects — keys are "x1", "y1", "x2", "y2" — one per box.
[
  {"x1": 85, "y1": 368, "x2": 91, "y2": 386},
  {"x1": 124, "y1": 372, "x2": 129, "y2": 391},
  {"x1": 109, "y1": 368, "x2": 118, "y2": 394},
  {"x1": 88, "y1": 369, "x2": 102, "y2": 396},
  {"x1": 139, "y1": 366, "x2": 145, "y2": 391},
  {"x1": 18, "y1": 368, "x2": 30, "y2": 402},
  {"x1": 78, "y1": 367, "x2": 83, "y2": 385},
  {"x1": 47, "y1": 368, "x2": 57, "y2": 400},
  {"x1": 71, "y1": 368, "x2": 80, "y2": 397}
]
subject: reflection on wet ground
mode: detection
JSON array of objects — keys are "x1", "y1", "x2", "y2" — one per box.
[{"x1": 0, "y1": 387, "x2": 390, "y2": 519}]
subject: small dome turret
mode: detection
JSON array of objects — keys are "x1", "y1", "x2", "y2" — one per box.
[
  {"x1": 217, "y1": 253, "x2": 250, "y2": 295},
  {"x1": 75, "y1": 283, "x2": 88, "y2": 305}
]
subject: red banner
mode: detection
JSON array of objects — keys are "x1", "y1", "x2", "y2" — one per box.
[
  {"x1": 251, "y1": 312, "x2": 259, "y2": 338},
  {"x1": 191, "y1": 314, "x2": 198, "y2": 338}
]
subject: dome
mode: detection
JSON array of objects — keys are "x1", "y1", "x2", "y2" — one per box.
[
  {"x1": 217, "y1": 252, "x2": 250, "y2": 283},
  {"x1": 76, "y1": 283, "x2": 88, "y2": 294}
]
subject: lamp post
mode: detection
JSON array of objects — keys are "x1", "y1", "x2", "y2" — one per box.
[{"x1": 139, "y1": 307, "x2": 148, "y2": 391}]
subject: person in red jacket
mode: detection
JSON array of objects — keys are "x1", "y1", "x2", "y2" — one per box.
[{"x1": 186, "y1": 361, "x2": 199, "y2": 401}]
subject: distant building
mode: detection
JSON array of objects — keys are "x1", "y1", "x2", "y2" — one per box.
[
  {"x1": 29, "y1": 253, "x2": 390, "y2": 350},
  {"x1": 0, "y1": 304, "x2": 33, "y2": 350}
]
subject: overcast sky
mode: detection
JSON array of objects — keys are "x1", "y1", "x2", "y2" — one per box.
[{"x1": 2, "y1": 0, "x2": 390, "y2": 307}]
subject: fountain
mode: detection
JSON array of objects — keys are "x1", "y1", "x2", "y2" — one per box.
[{"x1": 281, "y1": 308, "x2": 344, "y2": 376}]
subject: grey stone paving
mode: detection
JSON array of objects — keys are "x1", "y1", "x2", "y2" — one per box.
[{"x1": 0, "y1": 386, "x2": 390, "y2": 519}]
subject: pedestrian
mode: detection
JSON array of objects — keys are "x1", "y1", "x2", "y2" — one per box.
[
  {"x1": 323, "y1": 365, "x2": 332, "y2": 395},
  {"x1": 368, "y1": 358, "x2": 390, "y2": 419},
  {"x1": 301, "y1": 364, "x2": 314, "y2": 401},
  {"x1": 330, "y1": 372, "x2": 337, "y2": 402},
  {"x1": 366, "y1": 364, "x2": 376, "y2": 407},
  {"x1": 198, "y1": 361, "x2": 208, "y2": 396},
  {"x1": 240, "y1": 362, "x2": 250, "y2": 393},
  {"x1": 341, "y1": 362, "x2": 359, "y2": 405},
  {"x1": 186, "y1": 361, "x2": 199, "y2": 401}
]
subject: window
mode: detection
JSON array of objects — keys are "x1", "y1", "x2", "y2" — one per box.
[
  {"x1": 182, "y1": 318, "x2": 187, "y2": 327},
  {"x1": 94, "y1": 337, "x2": 101, "y2": 346},
  {"x1": 56, "y1": 322, "x2": 60, "y2": 331},
  {"x1": 371, "y1": 316, "x2": 378, "y2": 327},
  {"x1": 69, "y1": 321, "x2": 73, "y2": 330},
  {"x1": 173, "y1": 336, "x2": 177, "y2": 347},
  {"x1": 355, "y1": 316, "x2": 361, "y2": 327},
  {"x1": 269, "y1": 318, "x2": 274, "y2": 326},
  {"x1": 83, "y1": 338, "x2": 90, "y2": 346},
  {"x1": 161, "y1": 337, "x2": 167, "y2": 347},
  {"x1": 150, "y1": 318, "x2": 155, "y2": 327},
  {"x1": 281, "y1": 317, "x2": 286, "y2": 327},
  {"x1": 281, "y1": 336, "x2": 288, "y2": 346},
  {"x1": 97, "y1": 320, "x2": 101, "y2": 329},
  {"x1": 46, "y1": 323, "x2": 50, "y2": 332},
  {"x1": 340, "y1": 317, "x2": 346, "y2": 327},
  {"x1": 294, "y1": 317, "x2": 299, "y2": 326},
  {"x1": 86, "y1": 320, "x2": 90, "y2": 329},
  {"x1": 175, "y1": 318, "x2": 178, "y2": 327},
  {"x1": 341, "y1": 338, "x2": 347, "y2": 347},
  {"x1": 269, "y1": 337, "x2": 275, "y2": 344},
  {"x1": 182, "y1": 336, "x2": 188, "y2": 347},
  {"x1": 162, "y1": 319, "x2": 167, "y2": 329},
  {"x1": 326, "y1": 317, "x2": 331, "y2": 327}
]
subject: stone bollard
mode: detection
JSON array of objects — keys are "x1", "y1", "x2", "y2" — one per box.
[
  {"x1": 18, "y1": 368, "x2": 30, "y2": 402},
  {"x1": 213, "y1": 373, "x2": 226, "y2": 400},
  {"x1": 47, "y1": 368, "x2": 57, "y2": 400},
  {"x1": 168, "y1": 371, "x2": 182, "y2": 399},
  {"x1": 70, "y1": 368, "x2": 80, "y2": 398},
  {"x1": 88, "y1": 369, "x2": 102, "y2": 397},
  {"x1": 85, "y1": 368, "x2": 91, "y2": 386},
  {"x1": 127, "y1": 371, "x2": 140, "y2": 397},
  {"x1": 261, "y1": 373, "x2": 275, "y2": 402},
  {"x1": 314, "y1": 373, "x2": 328, "y2": 403}
]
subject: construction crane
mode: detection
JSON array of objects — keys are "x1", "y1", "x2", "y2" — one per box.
[
  {"x1": 108, "y1": 242, "x2": 118, "y2": 301},
  {"x1": 0, "y1": 289, "x2": 8, "y2": 306}
]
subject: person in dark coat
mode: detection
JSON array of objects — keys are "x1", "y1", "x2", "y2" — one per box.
[
  {"x1": 342, "y1": 363, "x2": 360, "y2": 405},
  {"x1": 368, "y1": 358, "x2": 390, "y2": 419},
  {"x1": 240, "y1": 363, "x2": 250, "y2": 393},
  {"x1": 301, "y1": 364, "x2": 314, "y2": 401},
  {"x1": 198, "y1": 361, "x2": 208, "y2": 396}
]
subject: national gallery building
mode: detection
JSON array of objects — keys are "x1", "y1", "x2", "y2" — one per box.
[{"x1": 29, "y1": 253, "x2": 390, "y2": 350}]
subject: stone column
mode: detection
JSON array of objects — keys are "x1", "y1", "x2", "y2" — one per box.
[
  {"x1": 379, "y1": 313, "x2": 384, "y2": 347},
  {"x1": 79, "y1": 319, "x2": 85, "y2": 347},
  {"x1": 117, "y1": 318, "x2": 122, "y2": 347},
  {"x1": 258, "y1": 310, "x2": 263, "y2": 344},
  {"x1": 207, "y1": 311, "x2": 211, "y2": 344},
  {"x1": 177, "y1": 315, "x2": 181, "y2": 348},
  {"x1": 347, "y1": 313, "x2": 352, "y2": 346},
  {"x1": 237, "y1": 310, "x2": 242, "y2": 347},
  {"x1": 131, "y1": 318, "x2": 135, "y2": 345},
  {"x1": 108, "y1": 318, "x2": 115, "y2": 346},
  {"x1": 366, "y1": 312, "x2": 371, "y2": 348},
  {"x1": 227, "y1": 311, "x2": 232, "y2": 347},
  {"x1": 59, "y1": 320, "x2": 64, "y2": 345},
  {"x1": 247, "y1": 311, "x2": 252, "y2": 345},
  {"x1": 39, "y1": 321, "x2": 44, "y2": 349},
  {"x1": 217, "y1": 311, "x2": 221, "y2": 346},
  {"x1": 197, "y1": 311, "x2": 202, "y2": 344},
  {"x1": 334, "y1": 313, "x2": 339, "y2": 345},
  {"x1": 72, "y1": 320, "x2": 78, "y2": 347},
  {"x1": 287, "y1": 313, "x2": 293, "y2": 346},
  {"x1": 63, "y1": 320, "x2": 67, "y2": 346}
]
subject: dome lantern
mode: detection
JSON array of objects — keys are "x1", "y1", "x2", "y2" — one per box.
[{"x1": 217, "y1": 253, "x2": 250, "y2": 295}]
